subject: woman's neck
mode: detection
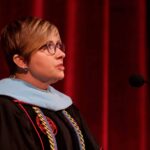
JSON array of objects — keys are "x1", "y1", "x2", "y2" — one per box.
[{"x1": 14, "y1": 73, "x2": 50, "y2": 90}]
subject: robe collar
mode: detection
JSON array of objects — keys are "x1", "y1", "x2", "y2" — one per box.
[{"x1": 0, "y1": 78, "x2": 72, "y2": 111}]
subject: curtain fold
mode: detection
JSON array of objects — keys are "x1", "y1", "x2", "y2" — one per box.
[
  {"x1": 138, "y1": 0, "x2": 147, "y2": 149},
  {"x1": 102, "y1": 0, "x2": 109, "y2": 149},
  {"x1": 64, "y1": 0, "x2": 77, "y2": 97},
  {"x1": 32, "y1": 0, "x2": 44, "y2": 17}
]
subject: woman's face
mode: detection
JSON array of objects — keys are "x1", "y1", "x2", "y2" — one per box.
[{"x1": 27, "y1": 29, "x2": 66, "y2": 84}]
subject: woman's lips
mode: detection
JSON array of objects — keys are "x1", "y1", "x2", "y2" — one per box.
[{"x1": 56, "y1": 64, "x2": 65, "y2": 70}]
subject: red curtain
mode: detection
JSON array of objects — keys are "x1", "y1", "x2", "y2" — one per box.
[{"x1": 0, "y1": 0, "x2": 148, "y2": 150}]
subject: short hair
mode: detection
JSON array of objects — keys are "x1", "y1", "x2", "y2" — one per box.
[{"x1": 0, "y1": 16, "x2": 58, "y2": 74}]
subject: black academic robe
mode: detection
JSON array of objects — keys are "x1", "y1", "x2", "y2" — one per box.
[{"x1": 0, "y1": 95, "x2": 99, "y2": 150}]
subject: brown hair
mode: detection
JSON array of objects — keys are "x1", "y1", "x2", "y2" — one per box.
[{"x1": 0, "y1": 16, "x2": 57, "y2": 74}]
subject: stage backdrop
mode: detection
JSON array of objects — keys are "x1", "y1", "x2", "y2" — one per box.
[{"x1": 0, "y1": 0, "x2": 149, "y2": 150}]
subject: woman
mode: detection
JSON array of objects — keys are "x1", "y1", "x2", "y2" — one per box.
[{"x1": 0, "y1": 16, "x2": 99, "y2": 150}]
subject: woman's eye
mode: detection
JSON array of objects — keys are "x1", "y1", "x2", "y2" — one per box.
[{"x1": 47, "y1": 43, "x2": 54, "y2": 50}]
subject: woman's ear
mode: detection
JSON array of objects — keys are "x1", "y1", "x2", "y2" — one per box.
[{"x1": 13, "y1": 54, "x2": 27, "y2": 68}]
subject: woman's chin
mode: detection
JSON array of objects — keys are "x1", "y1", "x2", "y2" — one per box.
[
  {"x1": 50, "y1": 73, "x2": 65, "y2": 84},
  {"x1": 57, "y1": 73, "x2": 65, "y2": 80}
]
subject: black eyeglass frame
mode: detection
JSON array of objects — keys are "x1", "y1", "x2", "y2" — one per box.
[{"x1": 38, "y1": 41, "x2": 65, "y2": 55}]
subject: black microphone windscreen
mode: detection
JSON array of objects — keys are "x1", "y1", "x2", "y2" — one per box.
[{"x1": 128, "y1": 74, "x2": 145, "y2": 87}]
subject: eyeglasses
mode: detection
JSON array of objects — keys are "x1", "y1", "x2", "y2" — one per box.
[{"x1": 39, "y1": 41, "x2": 65, "y2": 55}]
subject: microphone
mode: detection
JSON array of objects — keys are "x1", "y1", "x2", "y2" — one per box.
[{"x1": 128, "y1": 74, "x2": 149, "y2": 87}]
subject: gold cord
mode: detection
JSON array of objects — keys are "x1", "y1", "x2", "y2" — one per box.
[
  {"x1": 32, "y1": 106, "x2": 57, "y2": 150},
  {"x1": 63, "y1": 110, "x2": 86, "y2": 150},
  {"x1": 33, "y1": 106, "x2": 85, "y2": 150}
]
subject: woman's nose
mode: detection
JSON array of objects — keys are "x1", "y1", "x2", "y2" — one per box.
[{"x1": 55, "y1": 48, "x2": 66, "y2": 59}]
